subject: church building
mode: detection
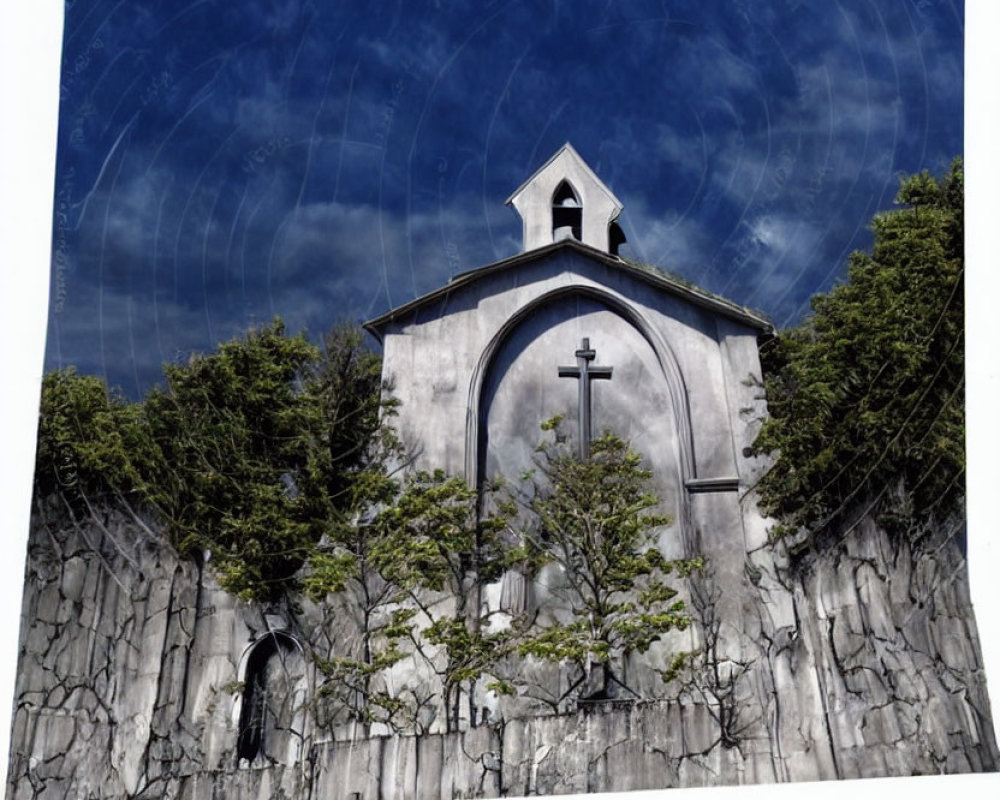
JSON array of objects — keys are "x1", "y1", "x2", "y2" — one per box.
[{"x1": 366, "y1": 143, "x2": 774, "y2": 660}]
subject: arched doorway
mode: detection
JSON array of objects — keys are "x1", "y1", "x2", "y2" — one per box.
[{"x1": 236, "y1": 631, "x2": 307, "y2": 765}]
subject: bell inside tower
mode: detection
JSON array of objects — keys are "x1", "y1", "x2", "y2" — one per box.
[{"x1": 552, "y1": 180, "x2": 582, "y2": 242}]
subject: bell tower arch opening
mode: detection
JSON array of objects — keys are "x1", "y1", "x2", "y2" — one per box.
[
  {"x1": 609, "y1": 220, "x2": 627, "y2": 256},
  {"x1": 506, "y1": 143, "x2": 624, "y2": 253},
  {"x1": 552, "y1": 180, "x2": 582, "y2": 242}
]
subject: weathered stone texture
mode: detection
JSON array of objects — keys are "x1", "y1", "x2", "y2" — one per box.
[
  {"x1": 9, "y1": 507, "x2": 259, "y2": 798},
  {"x1": 782, "y1": 516, "x2": 997, "y2": 779},
  {"x1": 7, "y1": 501, "x2": 996, "y2": 799}
]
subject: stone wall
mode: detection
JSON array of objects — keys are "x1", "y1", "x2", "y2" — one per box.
[
  {"x1": 7, "y1": 502, "x2": 997, "y2": 799},
  {"x1": 9, "y1": 504, "x2": 261, "y2": 798}
]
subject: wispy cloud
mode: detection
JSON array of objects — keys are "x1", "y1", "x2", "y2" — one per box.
[{"x1": 46, "y1": 0, "x2": 963, "y2": 393}]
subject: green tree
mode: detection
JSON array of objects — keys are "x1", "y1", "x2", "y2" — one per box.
[
  {"x1": 752, "y1": 159, "x2": 964, "y2": 541},
  {"x1": 512, "y1": 420, "x2": 700, "y2": 702},
  {"x1": 382, "y1": 470, "x2": 511, "y2": 732},
  {"x1": 34, "y1": 319, "x2": 386, "y2": 602},
  {"x1": 306, "y1": 468, "x2": 511, "y2": 733},
  {"x1": 138, "y1": 320, "x2": 326, "y2": 600},
  {"x1": 302, "y1": 416, "x2": 417, "y2": 733},
  {"x1": 35, "y1": 369, "x2": 147, "y2": 506},
  {"x1": 311, "y1": 323, "x2": 385, "y2": 506}
]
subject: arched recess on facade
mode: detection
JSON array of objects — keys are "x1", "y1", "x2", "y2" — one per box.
[
  {"x1": 464, "y1": 284, "x2": 697, "y2": 500},
  {"x1": 234, "y1": 630, "x2": 308, "y2": 765}
]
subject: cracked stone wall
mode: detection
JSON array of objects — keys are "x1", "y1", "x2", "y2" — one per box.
[
  {"x1": 743, "y1": 512, "x2": 998, "y2": 781},
  {"x1": 7, "y1": 500, "x2": 997, "y2": 799},
  {"x1": 8, "y1": 506, "x2": 282, "y2": 799}
]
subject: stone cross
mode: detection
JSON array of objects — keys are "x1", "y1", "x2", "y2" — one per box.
[{"x1": 558, "y1": 337, "x2": 613, "y2": 459}]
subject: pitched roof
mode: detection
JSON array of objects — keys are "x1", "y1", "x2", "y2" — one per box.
[
  {"x1": 364, "y1": 239, "x2": 774, "y2": 340},
  {"x1": 504, "y1": 142, "x2": 622, "y2": 216}
]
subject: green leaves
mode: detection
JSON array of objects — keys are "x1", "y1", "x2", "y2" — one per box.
[
  {"x1": 34, "y1": 319, "x2": 386, "y2": 602},
  {"x1": 514, "y1": 422, "x2": 699, "y2": 694},
  {"x1": 35, "y1": 369, "x2": 148, "y2": 504},
  {"x1": 139, "y1": 320, "x2": 337, "y2": 599},
  {"x1": 423, "y1": 615, "x2": 510, "y2": 688},
  {"x1": 753, "y1": 159, "x2": 965, "y2": 542},
  {"x1": 303, "y1": 464, "x2": 514, "y2": 732}
]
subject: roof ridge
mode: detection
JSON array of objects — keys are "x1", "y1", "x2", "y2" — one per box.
[{"x1": 364, "y1": 240, "x2": 773, "y2": 340}]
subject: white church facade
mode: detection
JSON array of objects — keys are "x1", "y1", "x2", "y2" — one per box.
[{"x1": 366, "y1": 144, "x2": 775, "y2": 675}]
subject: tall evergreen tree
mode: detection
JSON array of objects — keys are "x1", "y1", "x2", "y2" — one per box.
[{"x1": 753, "y1": 159, "x2": 964, "y2": 542}]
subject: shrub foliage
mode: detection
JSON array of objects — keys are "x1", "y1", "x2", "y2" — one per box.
[{"x1": 511, "y1": 419, "x2": 700, "y2": 699}]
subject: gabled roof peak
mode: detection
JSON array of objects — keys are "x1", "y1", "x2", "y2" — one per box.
[{"x1": 506, "y1": 143, "x2": 625, "y2": 254}]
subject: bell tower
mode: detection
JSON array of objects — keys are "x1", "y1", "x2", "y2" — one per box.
[{"x1": 506, "y1": 143, "x2": 626, "y2": 255}]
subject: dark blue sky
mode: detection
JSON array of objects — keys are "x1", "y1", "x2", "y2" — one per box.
[{"x1": 47, "y1": 0, "x2": 964, "y2": 397}]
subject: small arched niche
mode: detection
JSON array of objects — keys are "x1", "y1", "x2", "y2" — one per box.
[
  {"x1": 552, "y1": 180, "x2": 582, "y2": 242},
  {"x1": 236, "y1": 631, "x2": 306, "y2": 765}
]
